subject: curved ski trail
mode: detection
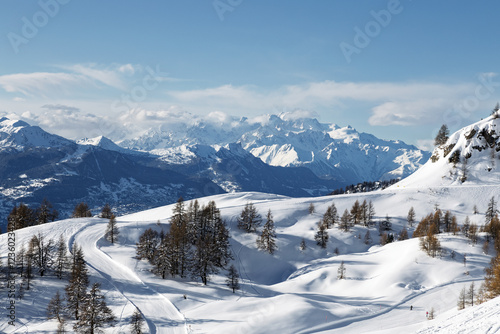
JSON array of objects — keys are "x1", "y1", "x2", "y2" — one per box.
[{"x1": 73, "y1": 222, "x2": 187, "y2": 334}]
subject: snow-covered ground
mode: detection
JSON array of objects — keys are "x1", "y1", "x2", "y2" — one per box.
[{"x1": 0, "y1": 185, "x2": 497, "y2": 333}]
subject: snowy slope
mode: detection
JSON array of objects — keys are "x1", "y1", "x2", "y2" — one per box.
[
  {"x1": 417, "y1": 296, "x2": 500, "y2": 334},
  {"x1": 394, "y1": 114, "x2": 500, "y2": 188}
]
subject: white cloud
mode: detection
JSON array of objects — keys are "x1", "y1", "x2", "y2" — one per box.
[
  {"x1": 0, "y1": 72, "x2": 91, "y2": 97},
  {"x1": 368, "y1": 99, "x2": 452, "y2": 126},
  {"x1": 166, "y1": 80, "x2": 477, "y2": 126}
]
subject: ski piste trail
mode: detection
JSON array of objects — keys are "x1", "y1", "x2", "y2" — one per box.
[{"x1": 71, "y1": 220, "x2": 188, "y2": 334}]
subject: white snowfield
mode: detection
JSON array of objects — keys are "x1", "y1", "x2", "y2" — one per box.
[{"x1": 1, "y1": 186, "x2": 499, "y2": 333}]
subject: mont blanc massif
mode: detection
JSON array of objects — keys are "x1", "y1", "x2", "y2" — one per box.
[{"x1": 2, "y1": 112, "x2": 500, "y2": 333}]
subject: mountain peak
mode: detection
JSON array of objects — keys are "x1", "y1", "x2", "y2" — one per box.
[
  {"x1": 394, "y1": 115, "x2": 500, "y2": 188},
  {"x1": 0, "y1": 117, "x2": 74, "y2": 151}
]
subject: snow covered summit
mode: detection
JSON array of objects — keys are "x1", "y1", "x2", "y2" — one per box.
[
  {"x1": 0, "y1": 117, "x2": 74, "y2": 151},
  {"x1": 395, "y1": 113, "x2": 500, "y2": 188},
  {"x1": 120, "y1": 113, "x2": 430, "y2": 185}
]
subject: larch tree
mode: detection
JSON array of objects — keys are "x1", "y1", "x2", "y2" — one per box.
[
  {"x1": 399, "y1": 227, "x2": 409, "y2": 241},
  {"x1": 168, "y1": 197, "x2": 191, "y2": 278},
  {"x1": 314, "y1": 221, "x2": 329, "y2": 249},
  {"x1": 100, "y1": 203, "x2": 113, "y2": 219},
  {"x1": 484, "y1": 256, "x2": 500, "y2": 299},
  {"x1": 54, "y1": 235, "x2": 70, "y2": 279},
  {"x1": 136, "y1": 228, "x2": 160, "y2": 262},
  {"x1": 300, "y1": 238, "x2": 307, "y2": 251},
  {"x1": 29, "y1": 232, "x2": 54, "y2": 277},
  {"x1": 36, "y1": 198, "x2": 58, "y2": 225},
  {"x1": 226, "y1": 264, "x2": 240, "y2": 293},
  {"x1": 485, "y1": 196, "x2": 498, "y2": 224},
  {"x1": 130, "y1": 308, "x2": 145, "y2": 334},
  {"x1": 467, "y1": 282, "x2": 475, "y2": 306},
  {"x1": 237, "y1": 202, "x2": 262, "y2": 233},
  {"x1": 105, "y1": 214, "x2": 119, "y2": 244},
  {"x1": 434, "y1": 124, "x2": 450, "y2": 146},
  {"x1": 65, "y1": 244, "x2": 89, "y2": 321},
  {"x1": 74, "y1": 282, "x2": 116, "y2": 333},
  {"x1": 350, "y1": 200, "x2": 362, "y2": 225},
  {"x1": 420, "y1": 226, "x2": 441, "y2": 258},
  {"x1": 363, "y1": 230, "x2": 372, "y2": 245},
  {"x1": 308, "y1": 203, "x2": 315, "y2": 215},
  {"x1": 407, "y1": 207, "x2": 416, "y2": 227},
  {"x1": 339, "y1": 209, "x2": 351, "y2": 232},
  {"x1": 322, "y1": 203, "x2": 338, "y2": 228},
  {"x1": 457, "y1": 286, "x2": 466, "y2": 310},
  {"x1": 368, "y1": 201, "x2": 376, "y2": 225},
  {"x1": 72, "y1": 202, "x2": 92, "y2": 218},
  {"x1": 192, "y1": 201, "x2": 232, "y2": 285},
  {"x1": 47, "y1": 290, "x2": 65, "y2": 325},
  {"x1": 257, "y1": 209, "x2": 277, "y2": 254},
  {"x1": 337, "y1": 261, "x2": 346, "y2": 279}
]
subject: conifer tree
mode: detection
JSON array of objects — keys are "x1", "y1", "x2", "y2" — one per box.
[
  {"x1": 360, "y1": 200, "x2": 369, "y2": 226},
  {"x1": 457, "y1": 286, "x2": 466, "y2": 310},
  {"x1": 72, "y1": 202, "x2": 92, "y2": 218},
  {"x1": 337, "y1": 261, "x2": 346, "y2": 279},
  {"x1": 308, "y1": 203, "x2": 315, "y2": 214},
  {"x1": 420, "y1": 226, "x2": 441, "y2": 258},
  {"x1": 339, "y1": 209, "x2": 351, "y2": 232},
  {"x1": 407, "y1": 207, "x2": 416, "y2": 227},
  {"x1": 130, "y1": 308, "x2": 145, "y2": 334},
  {"x1": 462, "y1": 216, "x2": 471, "y2": 237},
  {"x1": 257, "y1": 209, "x2": 277, "y2": 254},
  {"x1": 30, "y1": 233, "x2": 54, "y2": 277},
  {"x1": 350, "y1": 200, "x2": 362, "y2": 225},
  {"x1": 136, "y1": 228, "x2": 160, "y2": 262},
  {"x1": 7, "y1": 203, "x2": 35, "y2": 230},
  {"x1": 467, "y1": 281, "x2": 475, "y2": 306},
  {"x1": 485, "y1": 197, "x2": 498, "y2": 224},
  {"x1": 168, "y1": 197, "x2": 191, "y2": 277},
  {"x1": 477, "y1": 283, "x2": 487, "y2": 304},
  {"x1": 65, "y1": 244, "x2": 89, "y2": 321},
  {"x1": 55, "y1": 235, "x2": 70, "y2": 279},
  {"x1": 300, "y1": 238, "x2": 307, "y2": 251},
  {"x1": 399, "y1": 227, "x2": 409, "y2": 241},
  {"x1": 36, "y1": 198, "x2": 58, "y2": 225},
  {"x1": 105, "y1": 214, "x2": 119, "y2": 244},
  {"x1": 468, "y1": 223, "x2": 478, "y2": 244},
  {"x1": 322, "y1": 203, "x2": 338, "y2": 228},
  {"x1": 16, "y1": 243, "x2": 26, "y2": 276},
  {"x1": 100, "y1": 203, "x2": 113, "y2": 219},
  {"x1": 226, "y1": 264, "x2": 240, "y2": 293},
  {"x1": 484, "y1": 256, "x2": 500, "y2": 299},
  {"x1": 314, "y1": 221, "x2": 329, "y2": 248},
  {"x1": 74, "y1": 282, "x2": 116, "y2": 333},
  {"x1": 237, "y1": 202, "x2": 262, "y2": 233},
  {"x1": 363, "y1": 230, "x2": 372, "y2": 245},
  {"x1": 47, "y1": 290, "x2": 65, "y2": 324},
  {"x1": 192, "y1": 201, "x2": 232, "y2": 285},
  {"x1": 368, "y1": 201, "x2": 376, "y2": 225},
  {"x1": 434, "y1": 124, "x2": 449, "y2": 146},
  {"x1": 25, "y1": 243, "x2": 34, "y2": 290}
]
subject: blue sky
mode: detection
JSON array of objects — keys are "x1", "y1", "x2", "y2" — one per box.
[{"x1": 0, "y1": 0, "x2": 499, "y2": 149}]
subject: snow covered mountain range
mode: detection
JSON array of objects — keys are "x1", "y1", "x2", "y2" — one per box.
[
  {"x1": 119, "y1": 113, "x2": 430, "y2": 185},
  {"x1": 0, "y1": 114, "x2": 428, "y2": 221}
]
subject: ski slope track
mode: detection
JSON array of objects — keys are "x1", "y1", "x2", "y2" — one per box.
[{"x1": 72, "y1": 222, "x2": 187, "y2": 334}]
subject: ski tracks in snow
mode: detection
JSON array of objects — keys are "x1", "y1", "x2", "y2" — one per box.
[{"x1": 71, "y1": 222, "x2": 187, "y2": 334}]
